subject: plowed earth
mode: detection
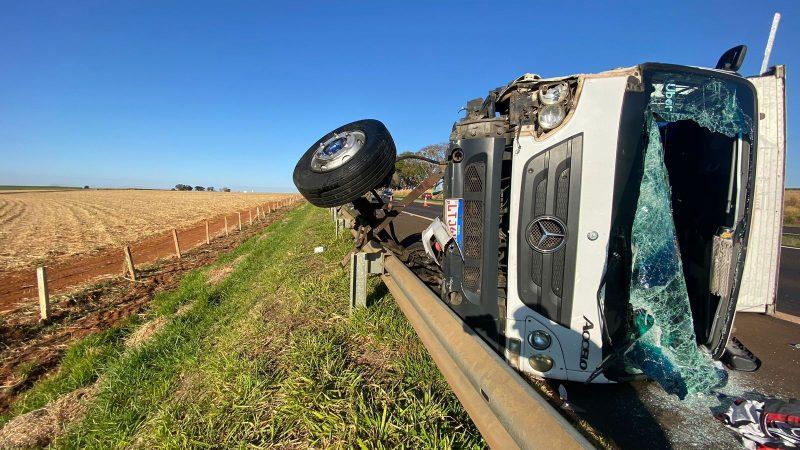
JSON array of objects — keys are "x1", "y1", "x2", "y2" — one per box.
[{"x1": 0, "y1": 205, "x2": 296, "y2": 412}]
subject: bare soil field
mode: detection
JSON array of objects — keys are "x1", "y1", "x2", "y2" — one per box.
[
  {"x1": 0, "y1": 189, "x2": 284, "y2": 271},
  {"x1": 0, "y1": 206, "x2": 294, "y2": 411}
]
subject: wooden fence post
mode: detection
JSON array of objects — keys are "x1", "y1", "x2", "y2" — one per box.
[
  {"x1": 37, "y1": 266, "x2": 50, "y2": 321},
  {"x1": 172, "y1": 229, "x2": 182, "y2": 259},
  {"x1": 256, "y1": 206, "x2": 261, "y2": 220},
  {"x1": 123, "y1": 245, "x2": 136, "y2": 281},
  {"x1": 249, "y1": 210, "x2": 253, "y2": 226},
  {"x1": 205, "y1": 219, "x2": 210, "y2": 245},
  {"x1": 237, "y1": 212, "x2": 242, "y2": 231},
  {"x1": 224, "y1": 216, "x2": 229, "y2": 236}
]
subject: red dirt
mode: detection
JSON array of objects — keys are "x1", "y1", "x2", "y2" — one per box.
[{"x1": 0, "y1": 199, "x2": 296, "y2": 314}]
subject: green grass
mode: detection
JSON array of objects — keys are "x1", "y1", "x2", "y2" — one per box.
[
  {"x1": 782, "y1": 233, "x2": 800, "y2": 248},
  {"x1": 4, "y1": 204, "x2": 483, "y2": 448}
]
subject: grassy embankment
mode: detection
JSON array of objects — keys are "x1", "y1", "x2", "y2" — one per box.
[{"x1": 0, "y1": 204, "x2": 483, "y2": 448}]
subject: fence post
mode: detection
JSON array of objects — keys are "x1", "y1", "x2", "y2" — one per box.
[
  {"x1": 257, "y1": 206, "x2": 261, "y2": 220},
  {"x1": 172, "y1": 229, "x2": 182, "y2": 259},
  {"x1": 249, "y1": 210, "x2": 253, "y2": 226},
  {"x1": 205, "y1": 220, "x2": 210, "y2": 244},
  {"x1": 123, "y1": 245, "x2": 136, "y2": 281},
  {"x1": 224, "y1": 216, "x2": 229, "y2": 236},
  {"x1": 37, "y1": 266, "x2": 50, "y2": 321},
  {"x1": 237, "y1": 212, "x2": 242, "y2": 231}
]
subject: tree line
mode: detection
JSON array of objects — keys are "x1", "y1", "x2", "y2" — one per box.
[
  {"x1": 173, "y1": 184, "x2": 231, "y2": 192},
  {"x1": 392, "y1": 143, "x2": 447, "y2": 189}
]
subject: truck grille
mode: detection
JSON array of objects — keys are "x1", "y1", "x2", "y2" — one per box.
[
  {"x1": 517, "y1": 135, "x2": 583, "y2": 326},
  {"x1": 462, "y1": 161, "x2": 485, "y2": 293}
]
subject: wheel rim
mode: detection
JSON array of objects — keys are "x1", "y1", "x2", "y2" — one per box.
[{"x1": 311, "y1": 131, "x2": 366, "y2": 172}]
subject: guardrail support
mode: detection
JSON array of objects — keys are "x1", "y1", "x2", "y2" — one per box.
[{"x1": 349, "y1": 251, "x2": 384, "y2": 311}]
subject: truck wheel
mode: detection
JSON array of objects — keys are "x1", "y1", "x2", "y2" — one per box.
[
  {"x1": 293, "y1": 119, "x2": 396, "y2": 207},
  {"x1": 397, "y1": 233, "x2": 442, "y2": 289}
]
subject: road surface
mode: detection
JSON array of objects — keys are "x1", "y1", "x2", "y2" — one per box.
[
  {"x1": 391, "y1": 203, "x2": 800, "y2": 449},
  {"x1": 778, "y1": 247, "x2": 800, "y2": 316}
]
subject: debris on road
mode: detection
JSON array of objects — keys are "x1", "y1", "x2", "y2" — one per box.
[{"x1": 716, "y1": 397, "x2": 800, "y2": 449}]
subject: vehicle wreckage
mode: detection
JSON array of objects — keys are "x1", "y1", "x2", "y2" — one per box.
[{"x1": 293, "y1": 47, "x2": 786, "y2": 404}]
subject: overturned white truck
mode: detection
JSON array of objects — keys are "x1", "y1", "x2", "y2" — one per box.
[{"x1": 293, "y1": 49, "x2": 786, "y2": 399}]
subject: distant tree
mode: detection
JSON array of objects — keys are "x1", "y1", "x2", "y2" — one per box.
[
  {"x1": 194, "y1": 186, "x2": 205, "y2": 191},
  {"x1": 83, "y1": 185, "x2": 90, "y2": 189},
  {"x1": 207, "y1": 186, "x2": 215, "y2": 192},
  {"x1": 391, "y1": 143, "x2": 447, "y2": 189},
  {"x1": 175, "y1": 184, "x2": 193, "y2": 191},
  {"x1": 393, "y1": 151, "x2": 428, "y2": 189},
  {"x1": 417, "y1": 143, "x2": 447, "y2": 164},
  {"x1": 222, "y1": 187, "x2": 231, "y2": 192}
]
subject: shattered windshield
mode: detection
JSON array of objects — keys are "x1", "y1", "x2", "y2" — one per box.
[
  {"x1": 647, "y1": 70, "x2": 754, "y2": 137},
  {"x1": 624, "y1": 68, "x2": 754, "y2": 398}
]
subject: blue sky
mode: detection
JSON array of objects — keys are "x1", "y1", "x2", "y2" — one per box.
[{"x1": 1, "y1": 1, "x2": 797, "y2": 191}]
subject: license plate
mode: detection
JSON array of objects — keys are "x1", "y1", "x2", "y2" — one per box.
[{"x1": 445, "y1": 198, "x2": 463, "y2": 248}]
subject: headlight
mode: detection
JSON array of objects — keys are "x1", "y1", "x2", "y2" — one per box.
[
  {"x1": 539, "y1": 82, "x2": 569, "y2": 105},
  {"x1": 538, "y1": 104, "x2": 566, "y2": 130},
  {"x1": 529, "y1": 355, "x2": 554, "y2": 372},
  {"x1": 527, "y1": 330, "x2": 552, "y2": 350}
]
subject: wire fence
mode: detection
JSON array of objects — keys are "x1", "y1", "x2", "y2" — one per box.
[{"x1": 0, "y1": 196, "x2": 302, "y2": 316}]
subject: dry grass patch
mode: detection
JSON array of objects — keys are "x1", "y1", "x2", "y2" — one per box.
[
  {"x1": 125, "y1": 318, "x2": 167, "y2": 349},
  {"x1": 0, "y1": 385, "x2": 97, "y2": 449},
  {"x1": 207, "y1": 255, "x2": 246, "y2": 285}
]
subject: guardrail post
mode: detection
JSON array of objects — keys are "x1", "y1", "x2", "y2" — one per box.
[{"x1": 349, "y1": 251, "x2": 384, "y2": 312}]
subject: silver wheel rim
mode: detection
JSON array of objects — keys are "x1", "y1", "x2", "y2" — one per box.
[{"x1": 311, "y1": 130, "x2": 366, "y2": 172}]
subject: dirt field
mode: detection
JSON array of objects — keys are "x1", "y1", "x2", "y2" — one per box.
[
  {"x1": 0, "y1": 205, "x2": 295, "y2": 413},
  {"x1": 785, "y1": 188, "x2": 800, "y2": 226},
  {"x1": 0, "y1": 189, "x2": 285, "y2": 271}
]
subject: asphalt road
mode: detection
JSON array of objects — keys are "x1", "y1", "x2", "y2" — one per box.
[
  {"x1": 778, "y1": 247, "x2": 800, "y2": 316},
  {"x1": 392, "y1": 203, "x2": 800, "y2": 449}
]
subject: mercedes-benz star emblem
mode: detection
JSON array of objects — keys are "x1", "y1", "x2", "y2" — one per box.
[{"x1": 527, "y1": 216, "x2": 567, "y2": 253}]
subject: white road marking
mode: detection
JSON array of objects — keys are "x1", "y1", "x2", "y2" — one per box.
[
  {"x1": 781, "y1": 245, "x2": 800, "y2": 250},
  {"x1": 401, "y1": 211, "x2": 435, "y2": 221}
]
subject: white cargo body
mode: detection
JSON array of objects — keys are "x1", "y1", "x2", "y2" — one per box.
[{"x1": 738, "y1": 65, "x2": 787, "y2": 313}]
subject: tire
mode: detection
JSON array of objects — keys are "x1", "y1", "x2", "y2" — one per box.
[
  {"x1": 293, "y1": 119, "x2": 396, "y2": 207},
  {"x1": 397, "y1": 233, "x2": 442, "y2": 289}
]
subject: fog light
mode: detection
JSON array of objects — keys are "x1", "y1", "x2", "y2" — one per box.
[
  {"x1": 538, "y1": 104, "x2": 566, "y2": 130},
  {"x1": 529, "y1": 355, "x2": 554, "y2": 372},
  {"x1": 527, "y1": 330, "x2": 552, "y2": 350}
]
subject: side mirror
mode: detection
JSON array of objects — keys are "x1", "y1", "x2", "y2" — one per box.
[{"x1": 715, "y1": 45, "x2": 747, "y2": 72}]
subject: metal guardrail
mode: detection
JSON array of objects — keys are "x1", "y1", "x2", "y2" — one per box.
[{"x1": 335, "y1": 203, "x2": 593, "y2": 450}]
